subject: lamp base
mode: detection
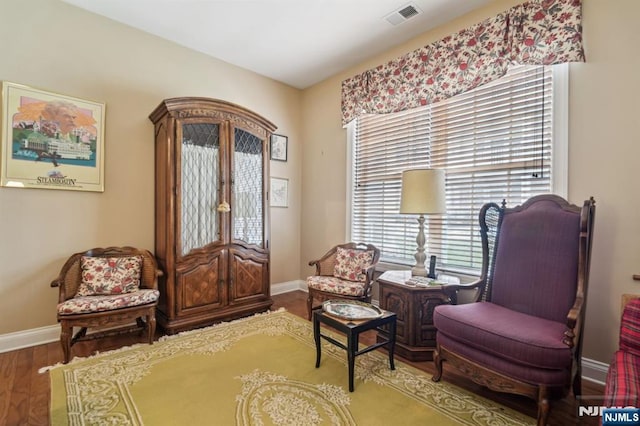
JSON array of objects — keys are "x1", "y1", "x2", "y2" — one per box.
[
  {"x1": 410, "y1": 214, "x2": 428, "y2": 277},
  {"x1": 411, "y1": 266, "x2": 428, "y2": 277}
]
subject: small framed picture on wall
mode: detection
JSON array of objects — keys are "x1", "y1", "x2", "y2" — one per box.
[
  {"x1": 270, "y1": 177, "x2": 288, "y2": 208},
  {"x1": 270, "y1": 134, "x2": 288, "y2": 162}
]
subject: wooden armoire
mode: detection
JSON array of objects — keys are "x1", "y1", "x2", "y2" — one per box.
[{"x1": 149, "y1": 97, "x2": 275, "y2": 334}]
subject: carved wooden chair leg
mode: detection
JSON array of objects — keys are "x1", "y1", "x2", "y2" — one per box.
[
  {"x1": 432, "y1": 349, "x2": 444, "y2": 382},
  {"x1": 147, "y1": 313, "x2": 156, "y2": 344},
  {"x1": 60, "y1": 324, "x2": 72, "y2": 364},
  {"x1": 307, "y1": 292, "x2": 314, "y2": 320},
  {"x1": 537, "y1": 386, "x2": 550, "y2": 426}
]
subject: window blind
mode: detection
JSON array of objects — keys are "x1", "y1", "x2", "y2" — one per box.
[{"x1": 351, "y1": 65, "x2": 553, "y2": 274}]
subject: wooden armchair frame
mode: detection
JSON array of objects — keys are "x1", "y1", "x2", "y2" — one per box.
[
  {"x1": 306, "y1": 242, "x2": 380, "y2": 320},
  {"x1": 51, "y1": 246, "x2": 163, "y2": 363},
  {"x1": 438, "y1": 200, "x2": 504, "y2": 305}
]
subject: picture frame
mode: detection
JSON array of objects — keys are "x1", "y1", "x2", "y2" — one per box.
[
  {"x1": 270, "y1": 133, "x2": 288, "y2": 162},
  {"x1": 1, "y1": 81, "x2": 106, "y2": 192},
  {"x1": 270, "y1": 177, "x2": 288, "y2": 208}
]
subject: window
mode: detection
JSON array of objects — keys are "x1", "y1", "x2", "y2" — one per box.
[{"x1": 348, "y1": 64, "x2": 567, "y2": 274}]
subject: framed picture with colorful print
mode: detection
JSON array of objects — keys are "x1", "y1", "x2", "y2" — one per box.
[{"x1": 0, "y1": 81, "x2": 105, "y2": 192}]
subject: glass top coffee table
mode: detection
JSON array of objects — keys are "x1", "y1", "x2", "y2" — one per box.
[{"x1": 312, "y1": 300, "x2": 397, "y2": 392}]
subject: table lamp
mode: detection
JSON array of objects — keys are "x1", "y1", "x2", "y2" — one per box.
[{"x1": 400, "y1": 168, "x2": 446, "y2": 276}]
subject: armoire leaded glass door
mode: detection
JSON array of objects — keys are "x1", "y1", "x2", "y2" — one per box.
[
  {"x1": 180, "y1": 122, "x2": 221, "y2": 256},
  {"x1": 232, "y1": 128, "x2": 263, "y2": 247}
]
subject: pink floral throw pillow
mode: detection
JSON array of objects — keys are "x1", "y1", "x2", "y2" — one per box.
[
  {"x1": 333, "y1": 247, "x2": 374, "y2": 282},
  {"x1": 77, "y1": 256, "x2": 143, "y2": 296}
]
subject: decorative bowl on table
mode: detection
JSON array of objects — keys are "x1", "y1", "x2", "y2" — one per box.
[{"x1": 322, "y1": 300, "x2": 383, "y2": 320}]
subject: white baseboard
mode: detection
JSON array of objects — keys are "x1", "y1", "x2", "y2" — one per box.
[
  {"x1": 271, "y1": 279, "x2": 307, "y2": 295},
  {"x1": 581, "y1": 357, "x2": 608, "y2": 386},
  {"x1": 0, "y1": 324, "x2": 59, "y2": 353},
  {"x1": 0, "y1": 281, "x2": 613, "y2": 387}
]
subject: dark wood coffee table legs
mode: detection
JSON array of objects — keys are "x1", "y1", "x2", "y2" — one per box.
[{"x1": 313, "y1": 307, "x2": 397, "y2": 392}]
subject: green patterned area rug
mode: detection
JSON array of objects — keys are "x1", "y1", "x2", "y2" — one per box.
[{"x1": 47, "y1": 309, "x2": 534, "y2": 425}]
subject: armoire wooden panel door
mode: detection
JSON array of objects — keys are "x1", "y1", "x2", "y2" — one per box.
[{"x1": 149, "y1": 97, "x2": 275, "y2": 334}]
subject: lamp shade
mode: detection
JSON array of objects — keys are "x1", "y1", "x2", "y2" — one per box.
[{"x1": 400, "y1": 169, "x2": 446, "y2": 214}]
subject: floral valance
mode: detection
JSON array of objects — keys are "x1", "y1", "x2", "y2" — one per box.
[{"x1": 341, "y1": 0, "x2": 584, "y2": 126}]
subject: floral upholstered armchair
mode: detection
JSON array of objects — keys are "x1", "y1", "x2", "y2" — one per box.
[
  {"x1": 51, "y1": 246, "x2": 162, "y2": 363},
  {"x1": 306, "y1": 242, "x2": 380, "y2": 320}
]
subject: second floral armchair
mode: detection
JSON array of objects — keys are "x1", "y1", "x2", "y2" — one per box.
[{"x1": 306, "y1": 242, "x2": 380, "y2": 320}]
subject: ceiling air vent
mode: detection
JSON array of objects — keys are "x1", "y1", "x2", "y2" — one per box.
[{"x1": 385, "y1": 3, "x2": 422, "y2": 26}]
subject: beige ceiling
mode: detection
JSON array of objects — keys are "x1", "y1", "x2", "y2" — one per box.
[{"x1": 61, "y1": 0, "x2": 495, "y2": 89}]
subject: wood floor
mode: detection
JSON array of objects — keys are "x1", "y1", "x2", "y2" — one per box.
[{"x1": 0, "y1": 290, "x2": 603, "y2": 425}]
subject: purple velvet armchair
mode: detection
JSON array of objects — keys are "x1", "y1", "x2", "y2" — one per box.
[{"x1": 432, "y1": 194, "x2": 596, "y2": 426}]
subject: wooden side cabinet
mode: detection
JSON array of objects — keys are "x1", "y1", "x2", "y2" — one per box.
[{"x1": 376, "y1": 270, "x2": 453, "y2": 361}]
